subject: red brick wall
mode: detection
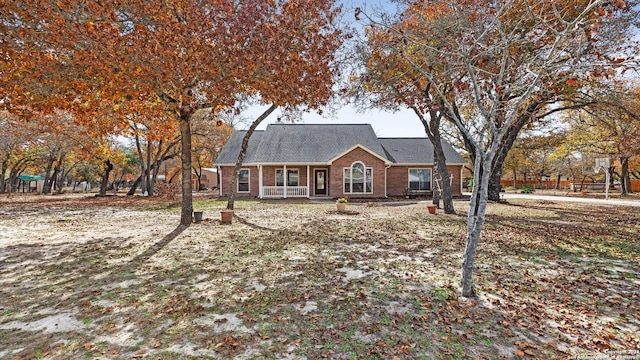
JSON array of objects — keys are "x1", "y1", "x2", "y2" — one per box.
[
  {"x1": 219, "y1": 166, "x2": 259, "y2": 198},
  {"x1": 387, "y1": 165, "x2": 463, "y2": 196},
  {"x1": 261, "y1": 166, "x2": 308, "y2": 187},
  {"x1": 386, "y1": 166, "x2": 414, "y2": 196},
  {"x1": 447, "y1": 165, "x2": 463, "y2": 195},
  {"x1": 329, "y1": 147, "x2": 387, "y2": 198},
  {"x1": 219, "y1": 161, "x2": 463, "y2": 198}
]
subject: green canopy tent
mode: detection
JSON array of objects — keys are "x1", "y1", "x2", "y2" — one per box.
[{"x1": 18, "y1": 174, "x2": 45, "y2": 192}]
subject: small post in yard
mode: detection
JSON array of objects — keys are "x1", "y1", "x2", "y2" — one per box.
[{"x1": 593, "y1": 158, "x2": 610, "y2": 200}]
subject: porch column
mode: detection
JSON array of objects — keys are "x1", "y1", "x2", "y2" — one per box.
[
  {"x1": 283, "y1": 164, "x2": 287, "y2": 199},
  {"x1": 258, "y1": 165, "x2": 263, "y2": 199},
  {"x1": 307, "y1": 165, "x2": 310, "y2": 198}
]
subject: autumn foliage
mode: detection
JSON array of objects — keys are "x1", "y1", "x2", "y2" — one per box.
[{"x1": 2, "y1": 0, "x2": 343, "y2": 224}]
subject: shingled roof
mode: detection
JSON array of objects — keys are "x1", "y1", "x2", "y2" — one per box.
[
  {"x1": 214, "y1": 123, "x2": 466, "y2": 165},
  {"x1": 379, "y1": 138, "x2": 466, "y2": 164}
]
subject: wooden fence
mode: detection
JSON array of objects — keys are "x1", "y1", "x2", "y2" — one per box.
[{"x1": 500, "y1": 179, "x2": 640, "y2": 192}]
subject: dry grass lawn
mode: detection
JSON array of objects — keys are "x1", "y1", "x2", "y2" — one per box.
[{"x1": 1, "y1": 193, "x2": 639, "y2": 359}]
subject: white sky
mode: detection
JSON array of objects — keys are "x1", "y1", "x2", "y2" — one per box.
[
  {"x1": 245, "y1": 0, "x2": 428, "y2": 138},
  {"x1": 246, "y1": 105, "x2": 427, "y2": 138}
]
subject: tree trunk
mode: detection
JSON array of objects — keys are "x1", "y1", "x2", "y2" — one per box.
[
  {"x1": 580, "y1": 176, "x2": 587, "y2": 192},
  {"x1": 127, "y1": 175, "x2": 142, "y2": 196},
  {"x1": 432, "y1": 152, "x2": 441, "y2": 207},
  {"x1": 42, "y1": 156, "x2": 55, "y2": 194},
  {"x1": 145, "y1": 142, "x2": 152, "y2": 195},
  {"x1": 488, "y1": 169, "x2": 502, "y2": 201},
  {"x1": 50, "y1": 168, "x2": 60, "y2": 193},
  {"x1": 227, "y1": 104, "x2": 276, "y2": 210},
  {"x1": 134, "y1": 133, "x2": 147, "y2": 195},
  {"x1": 0, "y1": 160, "x2": 7, "y2": 193},
  {"x1": 461, "y1": 154, "x2": 492, "y2": 297},
  {"x1": 149, "y1": 158, "x2": 166, "y2": 195},
  {"x1": 168, "y1": 169, "x2": 180, "y2": 183},
  {"x1": 555, "y1": 173, "x2": 562, "y2": 190},
  {"x1": 179, "y1": 114, "x2": 194, "y2": 226},
  {"x1": 193, "y1": 166, "x2": 202, "y2": 192},
  {"x1": 620, "y1": 156, "x2": 631, "y2": 195},
  {"x1": 99, "y1": 159, "x2": 114, "y2": 196},
  {"x1": 513, "y1": 169, "x2": 517, "y2": 189},
  {"x1": 411, "y1": 106, "x2": 455, "y2": 214},
  {"x1": 434, "y1": 141, "x2": 454, "y2": 213}
]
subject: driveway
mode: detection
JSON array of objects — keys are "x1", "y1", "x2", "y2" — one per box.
[{"x1": 489, "y1": 192, "x2": 640, "y2": 207}]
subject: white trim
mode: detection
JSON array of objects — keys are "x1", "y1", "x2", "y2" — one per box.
[
  {"x1": 408, "y1": 168, "x2": 432, "y2": 192},
  {"x1": 313, "y1": 168, "x2": 329, "y2": 196},
  {"x1": 275, "y1": 168, "x2": 300, "y2": 187},
  {"x1": 283, "y1": 165, "x2": 287, "y2": 199},
  {"x1": 217, "y1": 162, "x2": 328, "y2": 166},
  {"x1": 238, "y1": 168, "x2": 250, "y2": 193},
  {"x1": 343, "y1": 161, "x2": 374, "y2": 194},
  {"x1": 389, "y1": 163, "x2": 467, "y2": 166},
  {"x1": 328, "y1": 144, "x2": 391, "y2": 165}
]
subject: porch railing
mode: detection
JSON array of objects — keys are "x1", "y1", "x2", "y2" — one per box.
[{"x1": 262, "y1": 186, "x2": 308, "y2": 198}]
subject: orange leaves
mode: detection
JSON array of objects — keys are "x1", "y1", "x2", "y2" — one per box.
[
  {"x1": 514, "y1": 341, "x2": 537, "y2": 357},
  {"x1": 215, "y1": 336, "x2": 240, "y2": 349}
]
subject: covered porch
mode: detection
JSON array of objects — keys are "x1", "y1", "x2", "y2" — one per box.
[{"x1": 258, "y1": 164, "x2": 327, "y2": 199}]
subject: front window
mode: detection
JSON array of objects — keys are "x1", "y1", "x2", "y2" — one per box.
[
  {"x1": 276, "y1": 169, "x2": 299, "y2": 186},
  {"x1": 409, "y1": 169, "x2": 431, "y2": 191},
  {"x1": 238, "y1": 169, "x2": 250, "y2": 192},
  {"x1": 344, "y1": 162, "x2": 372, "y2": 194}
]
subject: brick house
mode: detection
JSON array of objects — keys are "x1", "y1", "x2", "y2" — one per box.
[{"x1": 214, "y1": 123, "x2": 466, "y2": 199}]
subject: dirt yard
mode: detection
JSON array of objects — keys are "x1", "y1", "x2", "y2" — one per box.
[{"x1": 1, "y1": 193, "x2": 639, "y2": 359}]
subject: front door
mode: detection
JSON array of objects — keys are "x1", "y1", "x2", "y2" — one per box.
[{"x1": 314, "y1": 169, "x2": 327, "y2": 195}]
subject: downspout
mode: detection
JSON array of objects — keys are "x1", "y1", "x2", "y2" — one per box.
[
  {"x1": 258, "y1": 165, "x2": 263, "y2": 199},
  {"x1": 385, "y1": 164, "x2": 391, "y2": 198},
  {"x1": 307, "y1": 165, "x2": 310, "y2": 199},
  {"x1": 218, "y1": 166, "x2": 223, "y2": 197}
]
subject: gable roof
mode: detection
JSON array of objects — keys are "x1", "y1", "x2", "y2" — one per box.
[
  {"x1": 216, "y1": 124, "x2": 389, "y2": 165},
  {"x1": 215, "y1": 129, "x2": 265, "y2": 165},
  {"x1": 214, "y1": 123, "x2": 466, "y2": 166},
  {"x1": 379, "y1": 138, "x2": 467, "y2": 165}
]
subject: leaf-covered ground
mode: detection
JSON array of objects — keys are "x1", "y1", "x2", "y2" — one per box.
[{"x1": 1, "y1": 194, "x2": 639, "y2": 359}]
